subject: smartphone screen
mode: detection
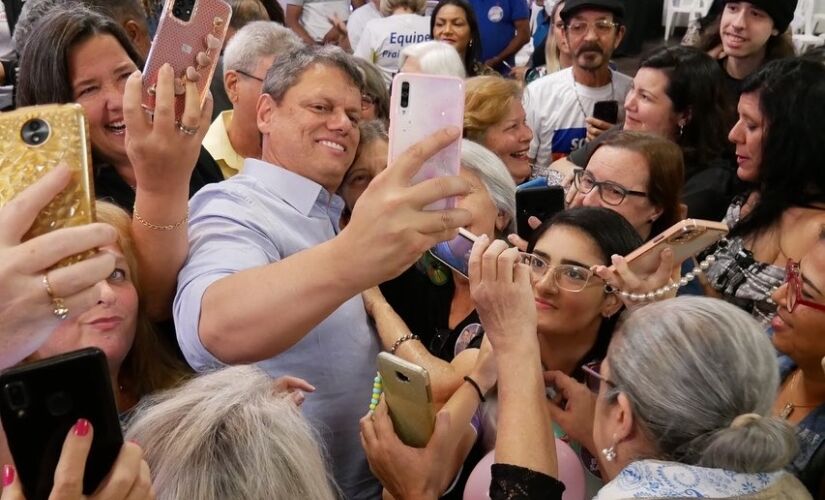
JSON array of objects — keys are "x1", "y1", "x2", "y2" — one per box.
[
  {"x1": 516, "y1": 186, "x2": 565, "y2": 240},
  {"x1": 428, "y1": 229, "x2": 477, "y2": 278},
  {"x1": 592, "y1": 100, "x2": 619, "y2": 124},
  {"x1": 388, "y1": 73, "x2": 464, "y2": 210}
]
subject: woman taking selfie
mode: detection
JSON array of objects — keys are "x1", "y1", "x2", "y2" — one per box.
[{"x1": 16, "y1": 5, "x2": 222, "y2": 320}]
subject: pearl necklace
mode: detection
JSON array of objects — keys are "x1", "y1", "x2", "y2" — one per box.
[{"x1": 611, "y1": 255, "x2": 717, "y2": 303}]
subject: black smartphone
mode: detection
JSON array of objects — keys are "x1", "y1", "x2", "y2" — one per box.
[
  {"x1": 0, "y1": 348, "x2": 123, "y2": 500},
  {"x1": 516, "y1": 186, "x2": 565, "y2": 240},
  {"x1": 592, "y1": 100, "x2": 619, "y2": 124}
]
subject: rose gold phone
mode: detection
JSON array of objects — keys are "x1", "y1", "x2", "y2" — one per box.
[
  {"x1": 142, "y1": 0, "x2": 231, "y2": 121},
  {"x1": 377, "y1": 352, "x2": 435, "y2": 448},
  {"x1": 388, "y1": 73, "x2": 464, "y2": 211},
  {"x1": 619, "y1": 219, "x2": 729, "y2": 275},
  {"x1": 0, "y1": 104, "x2": 95, "y2": 265}
]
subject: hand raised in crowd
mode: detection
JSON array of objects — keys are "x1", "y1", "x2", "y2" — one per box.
[
  {"x1": 592, "y1": 248, "x2": 677, "y2": 310},
  {"x1": 585, "y1": 117, "x2": 613, "y2": 142},
  {"x1": 0, "y1": 420, "x2": 154, "y2": 500},
  {"x1": 360, "y1": 399, "x2": 454, "y2": 500},
  {"x1": 123, "y1": 63, "x2": 213, "y2": 194},
  {"x1": 0, "y1": 166, "x2": 116, "y2": 370},
  {"x1": 272, "y1": 375, "x2": 316, "y2": 407},
  {"x1": 544, "y1": 370, "x2": 598, "y2": 455},
  {"x1": 339, "y1": 127, "x2": 472, "y2": 289},
  {"x1": 468, "y1": 237, "x2": 536, "y2": 352}
]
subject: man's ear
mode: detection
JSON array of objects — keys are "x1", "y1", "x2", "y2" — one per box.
[
  {"x1": 613, "y1": 24, "x2": 626, "y2": 50},
  {"x1": 123, "y1": 19, "x2": 151, "y2": 57},
  {"x1": 257, "y1": 93, "x2": 276, "y2": 134},
  {"x1": 224, "y1": 71, "x2": 240, "y2": 104}
]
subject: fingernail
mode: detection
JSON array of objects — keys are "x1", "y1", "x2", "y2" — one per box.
[
  {"x1": 131, "y1": 69, "x2": 141, "y2": 77},
  {"x1": 128, "y1": 439, "x2": 140, "y2": 446},
  {"x1": 74, "y1": 418, "x2": 90, "y2": 437},
  {"x1": 2, "y1": 464, "x2": 14, "y2": 487},
  {"x1": 611, "y1": 254, "x2": 621, "y2": 264}
]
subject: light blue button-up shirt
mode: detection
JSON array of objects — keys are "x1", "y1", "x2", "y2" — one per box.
[{"x1": 174, "y1": 158, "x2": 381, "y2": 499}]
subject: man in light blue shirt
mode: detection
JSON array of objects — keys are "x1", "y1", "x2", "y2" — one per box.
[{"x1": 174, "y1": 45, "x2": 471, "y2": 499}]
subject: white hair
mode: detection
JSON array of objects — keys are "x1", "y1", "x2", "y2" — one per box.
[
  {"x1": 399, "y1": 41, "x2": 467, "y2": 78},
  {"x1": 608, "y1": 297, "x2": 798, "y2": 473},
  {"x1": 125, "y1": 366, "x2": 338, "y2": 500},
  {"x1": 460, "y1": 139, "x2": 516, "y2": 234},
  {"x1": 223, "y1": 20, "x2": 303, "y2": 78}
]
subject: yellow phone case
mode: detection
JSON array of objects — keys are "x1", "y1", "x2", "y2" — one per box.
[
  {"x1": 377, "y1": 352, "x2": 435, "y2": 448},
  {"x1": 0, "y1": 104, "x2": 95, "y2": 264}
]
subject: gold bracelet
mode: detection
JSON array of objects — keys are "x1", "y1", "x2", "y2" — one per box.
[{"x1": 133, "y1": 205, "x2": 189, "y2": 231}]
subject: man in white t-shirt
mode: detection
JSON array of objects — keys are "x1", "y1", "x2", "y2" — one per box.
[
  {"x1": 286, "y1": 0, "x2": 357, "y2": 44},
  {"x1": 524, "y1": 0, "x2": 630, "y2": 172},
  {"x1": 354, "y1": 0, "x2": 430, "y2": 86},
  {"x1": 347, "y1": 0, "x2": 382, "y2": 49}
]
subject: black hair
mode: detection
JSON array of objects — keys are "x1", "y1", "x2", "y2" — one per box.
[
  {"x1": 526, "y1": 207, "x2": 643, "y2": 380},
  {"x1": 731, "y1": 58, "x2": 825, "y2": 239},
  {"x1": 83, "y1": 0, "x2": 148, "y2": 26},
  {"x1": 639, "y1": 45, "x2": 735, "y2": 166},
  {"x1": 429, "y1": 0, "x2": 483, "y2": 76}
]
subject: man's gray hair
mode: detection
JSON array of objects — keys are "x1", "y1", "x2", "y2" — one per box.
[
  {"x1": 125, "y1": 365, "x2": 338, "y2": 500},
  {"x1": 608, "y1": 296, "x2": 798, "y2": 473},
  {"x1": 460, "y1": 140, "x2": 516, "y2": 235},
  {"x1": 262, "y1": 45, "x2": 364, "y2": 102},
  {"x1": 223, "y1": 20, "x2": 303, "y2": 77}
]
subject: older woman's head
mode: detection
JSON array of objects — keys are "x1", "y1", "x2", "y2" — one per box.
[
  {"x1": 464, "y1": 76, "x2": 533, "y2": 184},
  {"x1": 458, "y1": 140, "x2": 517, "y2": 237},
  {"x1": 340, "y1": 120, "x2": 389, "y2": 214},
  {"x1": 594, "y1": 297, "x2": 798, "y2": 478},
  {"x1": 399, "y1": 41, "x2": 467, "y2": 78},
  {"x1": 126, "y1": 365, "x2": 337, "y2": 500},
  {"x1": 572, "y1": 130, "x2": 683, "y2": 240}
]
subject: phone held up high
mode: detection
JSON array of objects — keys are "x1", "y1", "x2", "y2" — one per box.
[
  {"x1": 142, "y1": 0, "x2": 232, "y2": 121},
  {"x1": 377, "y1": 353, "x2": 435, "y2": 448},
  {"x1": 388, "y1": 73, "x2": 464, "y2": 210},
  {"x1": 429, "y1": 228, "x2": 478, "y2": 279},
  {"x1": 0, "y1": 348, "x2": 123, "y2": 500},
  {"x1": 592, "y1": 100, "x2": 619, "y2": 125},
  {"x1": 618, "y1": 219, "x2": 729, "y2": 275},
  {"x1": 516, "y1": 185, "x2": 565, "y2": 241},
  {"x1": 0, "y1": 104, "x2": 95, "y2": 264}
]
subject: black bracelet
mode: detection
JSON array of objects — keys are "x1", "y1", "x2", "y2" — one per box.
[{"x1": 463, "y1": 375, "x2": 486, "y2": 403}]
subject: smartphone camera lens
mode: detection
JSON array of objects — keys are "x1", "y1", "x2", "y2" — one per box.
[
  {"x1": 21, "y1": 118, "x2": 50, "y2": 146},
  {"x1": 400, "y1": 81, "x2": 410, "y2": 108},
  {"x1": 172, "y1": 0, "x2": 193, "y2": 21},
  {"x1": 4, "y1": 382, "x2": 28, "y2": 411}
]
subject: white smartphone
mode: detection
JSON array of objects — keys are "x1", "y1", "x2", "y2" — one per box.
[
  {"x1": 428, "y1": 228, "x2": 478, "y2": 278},
  {"x1": 387, "y1": 73, "x2": 464, "y2": 211}
]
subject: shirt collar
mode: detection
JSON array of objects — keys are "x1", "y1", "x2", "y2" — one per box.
[{"x1": 241, "y1": 158, "x2": 345, "y2": 218}]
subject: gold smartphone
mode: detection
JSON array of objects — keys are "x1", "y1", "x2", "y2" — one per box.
[
  {"x1": 377, "y1": 352, "x2": 435, "y2": 448},
  {"x1": 0, "y1": 104, "x2": 96, "y2": 263},
  {"x1": 617, "y1": 219, "x2": 729, "y2": 275}
]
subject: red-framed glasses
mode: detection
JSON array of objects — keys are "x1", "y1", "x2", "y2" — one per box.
[{"x1": 785, "y1": 260, "x2": 825, "y2": 314}]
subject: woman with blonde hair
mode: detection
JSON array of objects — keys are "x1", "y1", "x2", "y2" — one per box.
[
  {"x1": 464, "y1": 76, "x2": 533, "y2": 184},
  {"x1": 354, "y1": 0, "x2": 431, "y2": 86},
  {"x1": 126, "y1": 365, "x2": 335, "y2": 500}
]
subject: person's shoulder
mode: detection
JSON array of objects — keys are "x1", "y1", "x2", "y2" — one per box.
[{"x1": 612, "y1": 70, "x2": 633, "y2": 86}]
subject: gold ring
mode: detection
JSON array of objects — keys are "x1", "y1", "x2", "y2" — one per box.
[
  {"x1": 178, "y1": 123, "x2": 199, "y2": 136},
  {"x1": 42, "y1": 274, "x2": 56, "y2": 298}
]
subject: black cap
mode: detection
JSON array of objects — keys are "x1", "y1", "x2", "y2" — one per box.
[
  {"x1": 721, "y1": 0, "x2": 798, "y2": 33},
  {"x1": 560, "y1": 0, "x2": 625, "y2": 22}
]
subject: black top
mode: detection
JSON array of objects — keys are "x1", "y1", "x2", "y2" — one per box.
[
  {"x1": 380, "y1": 264, "x2": 482, "y2": 362},
  {"x1": 567, "y1": 126, "x2": 741, "y2": 222},
  {"x1": 93, "y1": 146, "x2": 224, "y2": 212},
  {"x1": 490, "y1": 464, "x2": 565, "y2": 500},
  {"x1": 719, "y1": 58, "x2": 744, "y2": 104}
]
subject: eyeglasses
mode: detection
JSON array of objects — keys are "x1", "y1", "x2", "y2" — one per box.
[
  {"x1": 573, "y1": 169, "x2": 647, "y2": 206},
  {"x1": 236, "y1": 69, "x2": 264, "y2": 82},
  {"x1": 519, "y1": 253, "x2": 599, "y2": 292},
  {"x1": 785, "y1": 260, "x2": 825, "y2": 314},
  {"x1": 361, "y1": 93, "x2": 376, "y2": 110},
  {"x1": 581, "y1": 361, "x2": 616, "y2": 393},
  {"x1": 565, "y1": 19, "x2": 618, "y2": 37}
]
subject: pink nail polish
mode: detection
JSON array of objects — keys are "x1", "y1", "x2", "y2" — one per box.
[
  {"x1": 74, "y1": 418, "x2": 90, "y2": 437},
  {"x1": 2, "y1": 464, "x2": 14, "y2": 487}
]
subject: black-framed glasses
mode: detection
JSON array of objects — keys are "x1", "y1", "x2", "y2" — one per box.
[
  {"x1": 582, "y1": 361, "x2": 616, "y2": 393},
  {"x1": 565, "y1": 19, "x2": 618, "y2": 37},
  {"x1": 785, "y1": 260, "x2": 825, "y2": 314},
  {"x1": 518, "y1": 253, "x2": 600, "y2": 292},
  {"x1": 573, "y1": 169, "x2": 647, "y2": 206},
  {"x1": 236, "y1": 69, "x2": 264, "y2": 82}
]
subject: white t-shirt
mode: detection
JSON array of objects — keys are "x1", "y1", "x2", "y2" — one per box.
[
  {"x1": 524, "y1": 67, "x2": 632, "y2": 171},
  {"x1": 287, "y1": 0, "x2": 350, "y2": 41},
  {"x1": 354, "y1": 13, "x2": 431, "y2": 86},
  {"x1": 347, "y1": 2, "x2": 382, "y2": 50}
]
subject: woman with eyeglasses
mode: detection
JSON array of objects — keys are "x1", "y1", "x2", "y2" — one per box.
[
  {"x1": 767, "y1": 235, "x2": 825, "y2": 497},
  {"x1": 361, "y1": 207, "x2": 643, "y2": 499},
  {"x1": 353, "y1": 59, "x2": 391, "y2": 123},
  {"x1": 568, "y1": 130, "x2": 683, "y2": 242}
]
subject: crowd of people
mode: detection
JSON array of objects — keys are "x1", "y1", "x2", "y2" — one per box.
[{"x1": 1, "y1": 0, "x2": 824, "y2": 498}]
